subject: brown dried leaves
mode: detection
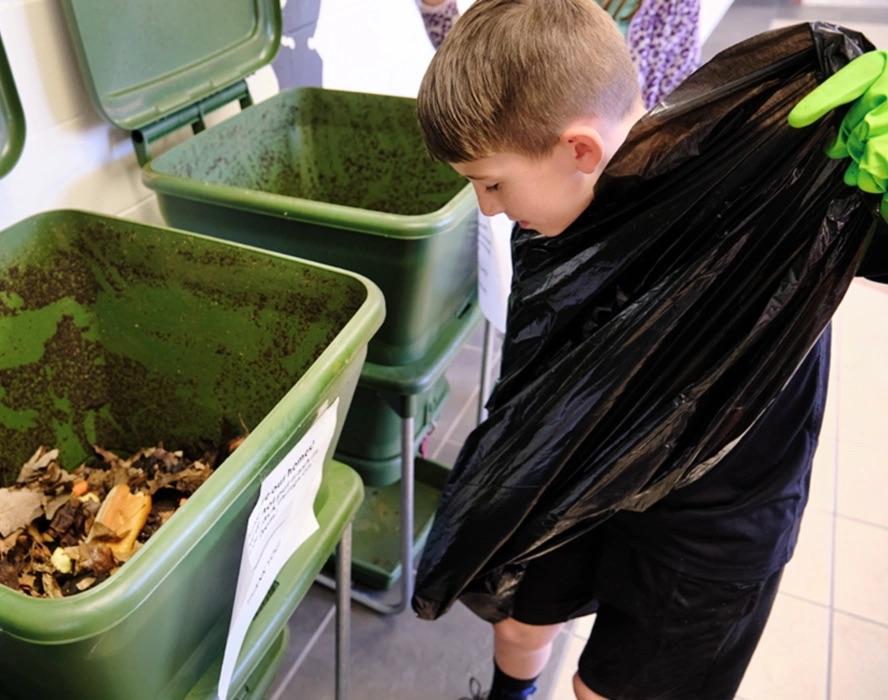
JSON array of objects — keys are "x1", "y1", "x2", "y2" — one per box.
[{"x1": 0, "y1": 442, "x2": 224, "y2": 598}]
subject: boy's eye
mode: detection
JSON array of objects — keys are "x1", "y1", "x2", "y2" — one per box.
[{"x1": 485, "y1": 183, "x2": 500, "y2": 193}]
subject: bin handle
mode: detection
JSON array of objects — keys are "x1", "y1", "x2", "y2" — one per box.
[{"x1": 131, "y1": 80, "x2": 253, "y2": 166}]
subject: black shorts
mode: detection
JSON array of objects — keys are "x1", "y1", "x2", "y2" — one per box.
[{"x1": 510, "y1": 528, "x2": 782, "y2": 700}]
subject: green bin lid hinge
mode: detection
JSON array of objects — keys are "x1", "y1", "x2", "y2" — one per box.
[{"x1": 131, "y1": 80, "x2": 253, "y2": 167}]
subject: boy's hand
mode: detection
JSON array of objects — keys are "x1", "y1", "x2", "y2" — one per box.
[{"x1": 788, "y1": 50, "x2": 888, "y2": 222}]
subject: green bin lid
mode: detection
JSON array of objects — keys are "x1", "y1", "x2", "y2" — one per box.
[
  {"x1": 60, "y1": 0, "x2": 282, "y2": 131},
  {"x1": 0, "y1": 33, "x2": 25, "y2": 178}
]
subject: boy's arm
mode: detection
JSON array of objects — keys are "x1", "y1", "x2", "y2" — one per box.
[
  {"x1": 788, "y1": 50, "x2": 888, "y2": 223},
  {"x1": 788, "y1": 50, "x2": 888, "y2": 282}
]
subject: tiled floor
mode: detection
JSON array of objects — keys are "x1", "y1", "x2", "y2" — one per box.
[{"x1": 267, "y1": 1, "x2": 888, "y2": 698}]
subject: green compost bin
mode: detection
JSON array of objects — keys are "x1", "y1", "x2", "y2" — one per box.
[
  {"x1": 336, "y1": 374, "x2": 449, "y2": 480},
  {"x1": 336, "y1": 295, "x2": 481, "y2": 485},
  {"x1": 0, "y1": 211, "x2": 383, "y2": 700},
  {"x1": 141, "y1": 87, "x2": 479, "y2": 366}
]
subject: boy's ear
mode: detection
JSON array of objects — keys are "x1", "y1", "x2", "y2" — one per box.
[{"x1": 561, "y1": 127, "x2": 605, "y2": 174}]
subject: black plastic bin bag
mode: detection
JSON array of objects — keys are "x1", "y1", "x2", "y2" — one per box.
[{"x1": 413, "y1": 23, "x2": 886, "y2": 622}]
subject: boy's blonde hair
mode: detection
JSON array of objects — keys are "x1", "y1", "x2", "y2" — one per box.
[{"x1": 417, "y1": 0, "x2": 640, "y2": 163}]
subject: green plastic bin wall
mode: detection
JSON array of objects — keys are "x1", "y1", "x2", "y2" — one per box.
[
  {"x1": 227, "y1": 627, "x2": 290, "y2": 700},
  {"x1": 0, "y1": 211, "x2": 383, "y2": 700},
  {"x1": 142, "y1": 87, "x2": 478, "y2": 367},
  {"x1": 336, "y1": 375, "x2": 449, "y2": 486},
  {"x1": 187, "y1": 458, "x2": 365, "y2": 700}
]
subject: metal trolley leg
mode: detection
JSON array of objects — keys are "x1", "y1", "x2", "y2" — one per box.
[
  {"x1": 335, "y1": 525, "x2": 352, "y2": 700},
  {"x1": 321, "y1": 319, "x2": 494, "y2": 614},
  {"x1": 397, "y1": 414, "x2": 416, "y2": 610},
  {"x1": 318, "y1": 413, "x2": 416, "y2": 616},
  {"x1": 477, "y1": 320, "x2": 495, "y2": 424}
]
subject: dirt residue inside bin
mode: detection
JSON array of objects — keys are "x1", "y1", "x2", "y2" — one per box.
[
  {"x1": 1, "y1": 257, "x2": 99, "y2": 313},
  {"x1": 153, "y1": 92, "x2": 468, "y2": 216},
  {"x1": 0, "y1": 314, "x2": 110, "y2": 483},
  {"x1": 2, "y1": 218, "x2": 366, "y2": 495}
]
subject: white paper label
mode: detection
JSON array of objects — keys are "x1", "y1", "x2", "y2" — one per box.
[
  {"x1": 477, "y1": 212, "x2": 514, "y2": 334},
  {"x1": 217, "y1": 398, "x2": 339, "y2": 699}
]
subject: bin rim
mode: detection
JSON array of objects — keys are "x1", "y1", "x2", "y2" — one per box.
[
  {"x1": 142, "y1": 160, "x2": 478, "y2": 241},
  {"x1": 358, "y1": 299, "x2": 482, "y2": 395},
  {"x1": 0, "y1": 209, "x2": 384, "y2": 644}
]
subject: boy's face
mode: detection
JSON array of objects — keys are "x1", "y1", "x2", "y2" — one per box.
[{"x1": 450, "y1": 139, "x2": 602, "y2": 237}]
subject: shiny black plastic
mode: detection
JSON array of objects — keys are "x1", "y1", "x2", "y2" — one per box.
[{"x1": 413, "y1": 23, "x2": 884, "y2": 622}]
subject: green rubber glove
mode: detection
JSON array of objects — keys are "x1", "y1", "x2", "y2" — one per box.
[{"x1": 788, "y1": 50, "x2": 888, "y2": 222}]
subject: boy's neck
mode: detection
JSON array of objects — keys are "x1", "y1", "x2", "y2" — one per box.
[
  {"x1": 575, "y1": 98, "x2": 647, "y2": 216},
  {"x1": 600, "y1": 98, "x2": 648, "y2": 163}
]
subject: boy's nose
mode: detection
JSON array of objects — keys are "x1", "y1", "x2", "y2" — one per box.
[{"x1": 473, "y1": 185, "x2": 505, "y2": 217}]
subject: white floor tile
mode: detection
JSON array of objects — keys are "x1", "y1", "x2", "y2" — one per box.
[
  {"x1": 736, "y1": 594, "x2": 829, "y2": 700},
  {"x1": 831, "y1": 612, "x2": 888, "y2": 700},
  {"x1": 834, "y1": 516, "x2": 888, "y2": 626},
  {"x1": 808, "y1": 436, "x2": 837, "y2": 514},
  {"x1": 543, "y1": 633, "x2": 585, "y2": 700},
  {"x1": 433, "y1": 440, "x2": 464, "y2": 467},
  {"x1": 836, "y1": 441, "x2": 888, "y2": 529},
  {"x1": 570, "y1": 614, "x2": 596, "y2": 641},
  {"x1": 425, "y1": 344, "x2": 482, "y2": 459},
  {"x1": 780, "y1": 507, "x2": 833, "y2": 606},
  {"x1": 836, "y1": 374, "x2": 887, "y2": 449},
  {"x1": 834, "y1": 283, "x2": 888, "y2": 451}
]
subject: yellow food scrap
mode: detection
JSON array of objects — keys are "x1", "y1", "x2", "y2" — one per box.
[{"x1": 51, "y1": 547, "x2": 73, "y2": 574}]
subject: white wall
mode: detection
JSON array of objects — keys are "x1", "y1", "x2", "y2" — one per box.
[
  {"x1": 312, "y1": 0, "x2": 434, "y2": 97},
  {"x1": 299, "y1": 0, "x2": 474, "y2": 96},
  {"x1": 0, "y1": 0, "x2": 163, "y2": 229}
]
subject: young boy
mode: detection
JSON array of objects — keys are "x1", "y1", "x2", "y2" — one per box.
[{"x1": 416, "y1": 2, "x2": 887, "y2": 699}]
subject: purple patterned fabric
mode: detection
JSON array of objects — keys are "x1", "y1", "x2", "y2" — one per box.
[
  {"x1": 417, "y1": 0, "x2": 461, "y2": 50},
  {"x1": 627, "y1": 0, "x2": 701, "y2": 109}
]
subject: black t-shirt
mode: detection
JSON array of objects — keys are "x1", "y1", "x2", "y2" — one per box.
[{"x1": 607, "y1": 218, "x2": 888, "y2": 581}]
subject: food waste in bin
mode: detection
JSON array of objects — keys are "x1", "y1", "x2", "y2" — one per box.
[{"x1": 0, "y1": 438, "x2": 241, "y2": 598}]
